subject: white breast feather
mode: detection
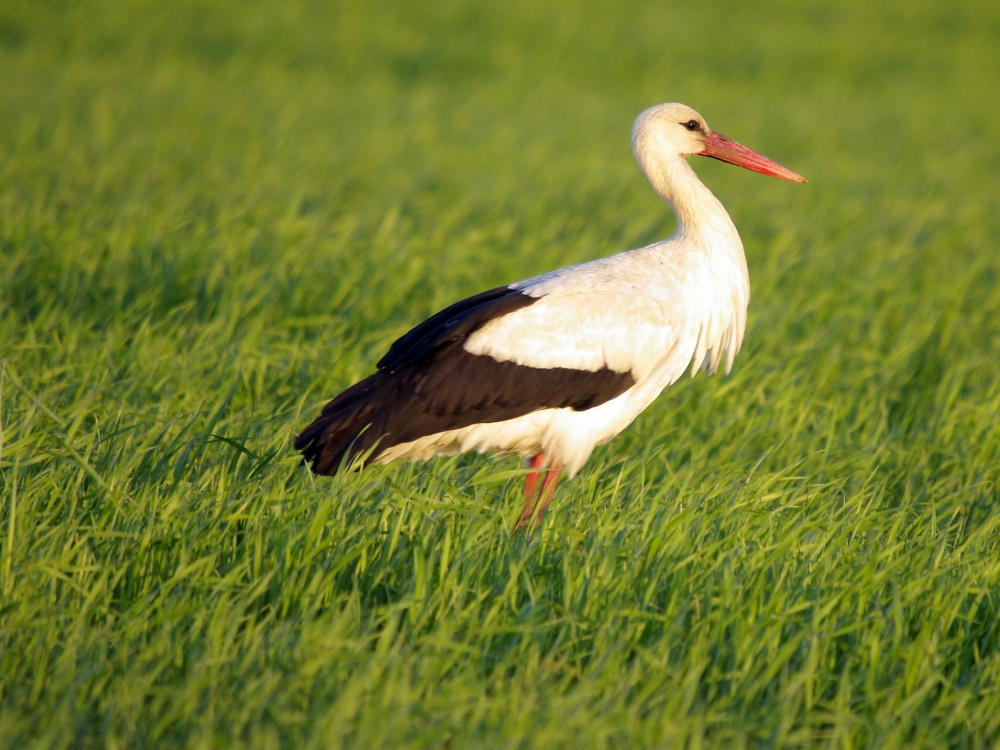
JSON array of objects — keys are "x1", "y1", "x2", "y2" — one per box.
[{"x1": 463, "y1": 242, "x2": 748, "y2": 389}]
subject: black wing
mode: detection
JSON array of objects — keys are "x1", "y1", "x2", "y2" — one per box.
[
  {"x1": 377, "y1": 285, "x2": 536, "y2": 371},
  {"x1": 296, "y1": 285, "x2": 636, "y2": 475}
]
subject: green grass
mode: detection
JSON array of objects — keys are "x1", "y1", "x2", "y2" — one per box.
[{"x1": 2, "y1": 0, "x2": 999, "y2": 746}]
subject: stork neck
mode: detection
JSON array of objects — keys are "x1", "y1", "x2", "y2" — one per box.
[{"x1": 640, "y1": 151, "x2": 739, "y2": 248}]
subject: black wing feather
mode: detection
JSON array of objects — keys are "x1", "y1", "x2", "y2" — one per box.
[
  {"x1": 377, "y1": 285, "x2": 535, "y2": 371},
  {"x1": 296, "y1": 285, "x2": 636, "y2": 475}
]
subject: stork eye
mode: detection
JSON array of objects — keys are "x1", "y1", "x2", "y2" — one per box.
[{"x1": 681, "y1": 119, "x2": 701, "y2": 132}]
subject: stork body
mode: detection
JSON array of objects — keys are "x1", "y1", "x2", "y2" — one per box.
[{"x1": 296, "y1": 103, "x2": 805, "y2": 525}]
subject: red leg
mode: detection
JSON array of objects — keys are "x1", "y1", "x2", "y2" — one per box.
[
  {"x1": 515, "y1": 455, "x2": 563, "y2": 531},
  {"x1": 516, "y1": 454, "x2": 547, "y2": 531},
  {"x1": 522, "y1": 453, "x2": 545, "y2": 500},
  {"x1": 534, "y1": 462, "x2": 563, "y2": 525}
]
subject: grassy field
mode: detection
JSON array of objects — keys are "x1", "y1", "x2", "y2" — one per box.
[{"x1": 2, "y1": 0, "x2": 999, "y2": 746}]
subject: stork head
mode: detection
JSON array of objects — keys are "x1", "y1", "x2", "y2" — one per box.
[{"x1": 632, "y1": 102, "x2": 806, "y2": 183}]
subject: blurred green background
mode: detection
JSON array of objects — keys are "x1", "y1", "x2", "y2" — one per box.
[{"x1": 1, "y1": 0, "x2": 998, "y2": 747}]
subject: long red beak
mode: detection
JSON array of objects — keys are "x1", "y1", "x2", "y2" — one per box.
[{"x1": 700, "y1": 131, "x2": 806, "y2": 183}]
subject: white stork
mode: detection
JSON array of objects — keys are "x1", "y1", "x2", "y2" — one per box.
[{"x1": 296, "y1": 102, "x2": 805, "y2": 528}]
